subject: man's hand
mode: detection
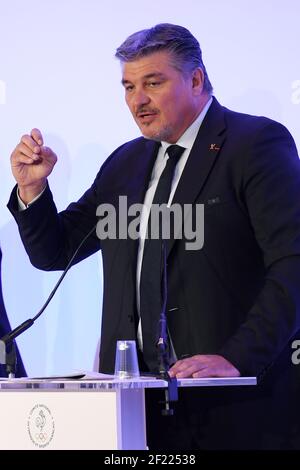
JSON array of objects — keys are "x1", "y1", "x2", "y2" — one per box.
[
  {"x1": 10, "y1": 128, "x2": 57, "y2": 204},
  {"x1": 169, "y1": 354, "x2": 241, "y2": 378}
]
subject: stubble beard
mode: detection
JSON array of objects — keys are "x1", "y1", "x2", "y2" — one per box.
[{"x1": 140, "y1": 123, "x2": 174, "y2": 143}]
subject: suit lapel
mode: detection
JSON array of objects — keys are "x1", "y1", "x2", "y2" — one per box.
[
  {"x1": 128, "y1": 140, "x2": 160, "y2": 204},
  {"x1": 168, "y1": 98, "x2": 227, "y2": 256},
  {"x1": 125, "y1": 138, "x2": 160, "y2": 247},
  {"x1": 120, "y1": 139, "x2": 160, "y2": 319}
]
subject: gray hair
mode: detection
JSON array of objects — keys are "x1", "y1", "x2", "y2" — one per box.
[{"x1": 115, "y1": 23, "x2": 213, "y2": 95}]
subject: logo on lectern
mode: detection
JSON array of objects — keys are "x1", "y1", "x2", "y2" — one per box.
[{"x1": 27, "y1": 404, "x2": 55, "y2": 448}]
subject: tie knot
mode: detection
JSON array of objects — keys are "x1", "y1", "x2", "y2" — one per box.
[{"x1": 166, "y1": 145, "x2": 185, "y2": 164}]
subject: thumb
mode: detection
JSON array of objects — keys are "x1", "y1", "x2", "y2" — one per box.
[
  {"x1": 40, "y1": 146, "x2": 56, "y2": 158},
  {"x1": 39, "y1": 146, "x2": 58, "y2": 165},
  {"x1": 40, "y1": 145, "x2": 51, "y2": 154}
]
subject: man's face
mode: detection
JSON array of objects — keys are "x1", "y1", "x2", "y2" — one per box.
[{"x1": 122, "y1": 51, "x2": 202, "y2": 143}]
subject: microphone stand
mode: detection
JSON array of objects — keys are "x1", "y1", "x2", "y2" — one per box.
[
  {"x1": 0, "y1": 339, "x2": 17, "y2": 378},
  {"x1": 0, "y1": 223, "x2": 97, "y2": 378},
  {"x1": 157, "y1": 241, "x2": 178, "y2": 416}
]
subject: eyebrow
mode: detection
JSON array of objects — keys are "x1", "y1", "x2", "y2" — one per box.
[{"x1": 121, "y1": 72, "x2": 166, "y2": 85}]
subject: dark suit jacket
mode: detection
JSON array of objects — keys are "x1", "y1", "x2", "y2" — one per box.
[
  {"x1": 7, "y1": 98, "x2": 300, "y2": 447},
  {"x1": 0, "y1": 248, "x2": 26, "y2": 377}
]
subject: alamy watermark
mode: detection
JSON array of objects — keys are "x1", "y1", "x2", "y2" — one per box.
[
  {"x1": 96, "y1": 196, "x2": 204, "y2": 250},
  {"x1": 291, "y1": 339, "x2": 300, "y2": 365}
]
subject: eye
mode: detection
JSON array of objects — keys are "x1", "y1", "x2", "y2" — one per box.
[
  {"x1": 148, "y1": 81, "x2": 160, "y2": 88},
  {"x1": 125, "y1": 85, "x2": 134, "y2": 92}
]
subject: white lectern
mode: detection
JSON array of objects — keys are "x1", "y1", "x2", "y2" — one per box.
[{"x1": 0, "y1": 376, "x2": 256, "y2": 450}]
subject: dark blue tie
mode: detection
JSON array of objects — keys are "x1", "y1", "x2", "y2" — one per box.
[{"x1": 139, "y1": 145, "x2": 185, "y2": 371}]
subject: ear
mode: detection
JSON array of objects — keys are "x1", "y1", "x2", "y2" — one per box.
[{"x1": 192, "y1": 68, "x2": 205, "y2": 95}]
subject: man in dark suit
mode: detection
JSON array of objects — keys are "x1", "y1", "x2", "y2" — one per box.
[
  {"x1": 0, "y1": 247, "x2": 26, "y2": 377},
  {"x1": 7, "y1": 24, "x2": 300, "y2": 448}
]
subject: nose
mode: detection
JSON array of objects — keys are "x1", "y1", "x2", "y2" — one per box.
[{"x1": 132, "y1": 88, "x2": 151, "y2": 109}]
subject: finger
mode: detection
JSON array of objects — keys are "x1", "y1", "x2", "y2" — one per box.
[
  {"x1": 175, "y1": 364, "x2": 204, "y2": 378},
  {"x1": 18, "y1": 143, "x2": 40, "y2": 161},
  {"x1": 11, "y1": 154, "x2": 36, "y2": 166},
  {"x1": 169, "y1": 358, "x2": 185, "y2": 372},
  {"x1": 192, "y1": 365, "x2": 234, "y2": 378},
  {"x1": 192, "y1": 369, "x2": 216, "y2": 378},
  {"x1": 169, "y1": 356, "x2": 203, "y2": 376},
  {"x1": 170, "y1": 361, "x2": 205, "y2": 378},
  {"x1": 31, "y1": 128, "x2": 43, "y2": 146},
  {"x1": 11, "y1": 145, "x2": 39, "y2": 163},
  {"x1": 21, "y1": 134, "x2": 41, "y2": 154},
  {"x1": 169, "y1": 360, "x2": 191, "y2": 377}
]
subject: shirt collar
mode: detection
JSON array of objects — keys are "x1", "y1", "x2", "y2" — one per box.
[{"x1": 161, "y1": 96, "x2": 213, "y2": 155}]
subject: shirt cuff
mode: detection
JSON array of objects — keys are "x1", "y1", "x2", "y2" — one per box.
[{"x1": 17, "y1": 186, "x2": 46, "y2": 211}]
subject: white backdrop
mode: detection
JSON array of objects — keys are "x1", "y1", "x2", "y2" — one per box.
[{"x1": 0, "y1": 0, "x2": 299, "y2": 376}]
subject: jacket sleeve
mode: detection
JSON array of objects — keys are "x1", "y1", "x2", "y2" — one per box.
[{"x1": 7, "y1": 174, "x2": 102, "y2": 271}]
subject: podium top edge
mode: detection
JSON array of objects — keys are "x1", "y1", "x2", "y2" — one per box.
[{"x1": 0, "y1": 376, "x2": 257, "y2": 390}]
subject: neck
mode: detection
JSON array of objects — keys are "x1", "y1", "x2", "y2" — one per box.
[{"x1": 166, "y1": 93, "x2": 212, "y2": 144}]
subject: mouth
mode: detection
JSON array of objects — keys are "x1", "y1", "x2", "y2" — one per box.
[{"x1": 136, "y1": 110, "x2": 158, "y2": 124}]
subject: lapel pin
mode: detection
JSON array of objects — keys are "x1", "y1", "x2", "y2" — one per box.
[{"x1": 209, "y1": 144, "x2": 220, "y2": 151}]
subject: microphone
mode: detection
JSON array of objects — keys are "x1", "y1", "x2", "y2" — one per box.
[
  {"x1": 156, "y1": 240, "x2": 178, "y2": 416},
  {"x1": 157, "y1": 240, "x2": 170, "y2": 375},
  {"x1": 0, "y1": 222, "x2": 98, "y2": 378}
]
